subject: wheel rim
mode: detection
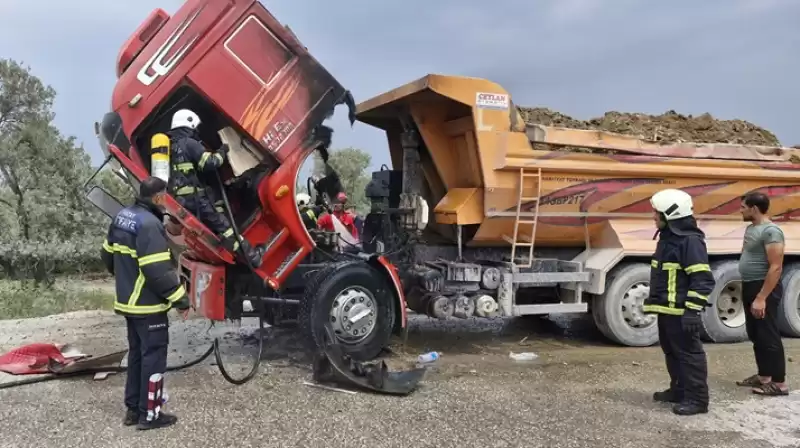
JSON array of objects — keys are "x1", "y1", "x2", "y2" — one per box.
[
  {"x1": 716, "y1": 280, "x2": 745, "y2": 328},
  {"x1": 621, "y1": 282, "x2": 657, "y2": 329},
  {"x1": 329, "y1": 286, "x2": 377, "y2": 344}
]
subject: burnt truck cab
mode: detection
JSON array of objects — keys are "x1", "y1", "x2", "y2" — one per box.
[{"x1": 89, "y1": 0, "x2": 407, "y2": 360}]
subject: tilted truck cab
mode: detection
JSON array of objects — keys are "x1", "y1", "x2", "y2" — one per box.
[{"x1": 87, "y1": 0, "x2": 407, "y2": 364}]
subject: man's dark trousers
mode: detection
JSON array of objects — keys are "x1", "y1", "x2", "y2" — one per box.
[
  {"x1": 124, "y1": 313, "x2": 169, "y2": 416},
  {"x1": 658, "y1": 314, "x2": 709, "y2": 406},
  {"x1": 743, "y1": 280, "x2": 786, "y2": 383}
]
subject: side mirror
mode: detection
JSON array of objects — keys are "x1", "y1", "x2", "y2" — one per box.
[{"x1": 85, "y1": 185, "x2": 124, "y2": 219}]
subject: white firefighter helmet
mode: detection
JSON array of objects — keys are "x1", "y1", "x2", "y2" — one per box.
[
  {"x1": 171, "y1": 109, "x2": 201, "y2": 130},
  {"x1": 296, "y1": 193, "x2": 311, "y2": 207},
  {"x1": 650, "y1": 188, "x2": 693, "y2": 221}
]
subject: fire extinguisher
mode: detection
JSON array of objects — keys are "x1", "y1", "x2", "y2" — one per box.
[{"x1": 150, "y1": 133, "x2": 170, "y2": 182}]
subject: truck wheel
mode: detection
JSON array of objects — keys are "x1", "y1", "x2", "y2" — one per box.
[
  {"x1": 299, "y1": 261, "x2": 395, "y2": 361},
  {"x1": 777, "y1": 263, "x2": 800, "y2": 337},
  {"x1": 592, "y1": 263, "x2": 659, "y2": 347},
  {"x1": 700, "y1": 261, "x2": 748, "y2": 343}
]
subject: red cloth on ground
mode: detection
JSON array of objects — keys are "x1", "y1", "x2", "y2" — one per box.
[{"x1": 0, "y1": 343, "x2": 70, "y2": 375}]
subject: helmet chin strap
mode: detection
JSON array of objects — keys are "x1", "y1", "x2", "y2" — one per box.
[{"x1": 653, "y1": 213, "x2": 667, "y2": 240}]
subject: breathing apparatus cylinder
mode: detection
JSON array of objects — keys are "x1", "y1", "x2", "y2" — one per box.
[{"x1": 150, "y1": 133, "x2": 171, "y2": 182}]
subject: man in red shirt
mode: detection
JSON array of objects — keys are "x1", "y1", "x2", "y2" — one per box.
[{"x1": 317, "y1": 192, "x2": 359, "y2": 240}]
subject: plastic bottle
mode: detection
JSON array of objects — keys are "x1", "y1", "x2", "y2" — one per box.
[
  {"x1": 509, "y1": 352, "x2": 538, "y2": 362},
  {"x1": 417, "y1": 352, "x2": 440, "y2": 364}
]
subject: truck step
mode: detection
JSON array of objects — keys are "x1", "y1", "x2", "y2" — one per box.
[
  {"x1": 274, "y1": 247, "x2": 304, "y2": 279},
  {"x1": 513, "y1": 303, "x2": 588, "y2": 316}
]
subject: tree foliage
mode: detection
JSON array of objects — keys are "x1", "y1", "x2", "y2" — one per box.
[
  {"x1": 312, "y1": 147, "x2": 372, "y2": 215},
  {"x1": 0, "y1": 58, "x2": 129, "y2": 283}
]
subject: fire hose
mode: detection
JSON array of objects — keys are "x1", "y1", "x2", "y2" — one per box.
[{"x1": 212, "y1": 170, "x2": 265, "y2": 385}]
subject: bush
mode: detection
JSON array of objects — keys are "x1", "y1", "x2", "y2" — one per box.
[
  {"x1": 0, "y1": 279, "x2": 114, "y2": 319},
  {"x1": 0, "y1": 237, "x2": 106, "y2": 285}
]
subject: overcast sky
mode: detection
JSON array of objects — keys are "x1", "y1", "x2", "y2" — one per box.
[{"x1": 1, "y1": 0, "x2": 797, "y2": 170}]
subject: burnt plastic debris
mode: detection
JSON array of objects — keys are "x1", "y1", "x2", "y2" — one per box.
[{"x1": 311, "y1": 325, "x2": 426, "y2": 396}]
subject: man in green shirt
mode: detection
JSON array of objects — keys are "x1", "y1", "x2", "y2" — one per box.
[{"x1": 736, "y1": 192, "x2": 788, "y2": 396}]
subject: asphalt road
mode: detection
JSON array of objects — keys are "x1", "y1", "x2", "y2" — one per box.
[{"x1": 1, "y1": 311, "x2": 800, "y2": 448}]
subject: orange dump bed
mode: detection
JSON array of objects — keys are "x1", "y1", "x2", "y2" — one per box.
[{"x1": 356, "y1": 74, "x2": 800, "y2": 255}]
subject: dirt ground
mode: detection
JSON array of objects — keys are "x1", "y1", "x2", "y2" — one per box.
[{"x1": 2, "y1": 311, "x2": 800, "y2": 448}]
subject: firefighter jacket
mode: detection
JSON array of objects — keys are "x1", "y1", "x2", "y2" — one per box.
[
  {"x1": 167, "y1": 127, "x2": 225, "y2": 198},
  {"x1": 300, "y1": 205, "x2": 322, "y2": 230},
  {"x1": 101, "y1": 200, "x2": 189, "y2": 316},
  {"x1": 643, "y1": 217, "x2": 716, "y2": 316}
]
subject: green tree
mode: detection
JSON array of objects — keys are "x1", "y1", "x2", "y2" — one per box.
[
  {"x1": 96, "y1": 167, "x2": 136, "y2": 206},
  {"x1": 312, "y1": 147, "x2": 372, "y2": 215},
  {"x1": 0, "y1": 59, "x2": 113, "y2": 282}
]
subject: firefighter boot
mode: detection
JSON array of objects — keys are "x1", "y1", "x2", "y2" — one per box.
[
  {"x1": 240, "y1": 239, "x2": 265, "y2": 268},
  {"x1": 123, "y1": 409, "x2": 139, "y2": 426},
  {"x1": 137, "y1": 412, "x2": 179, "y2": 430},
  {"x1": 672, "y1": 400, "x2": 708, "y2": 416},
  {"x1": 653, "y1": 389, "x2": 682, "y2": 403},
  {"x1": 223, "y1": 236, "x2": 264, "y2": 268}
]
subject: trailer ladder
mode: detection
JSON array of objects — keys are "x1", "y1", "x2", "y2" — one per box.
[{"x1": 505, "y1": 167, "x2": 542, "y2": 268}]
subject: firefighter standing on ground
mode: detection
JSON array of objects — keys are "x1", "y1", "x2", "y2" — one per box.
[
  {"x1": 101, "y1": 177, "x2": 190, "y2": 430},
  {"x1": 167, "y1": 108, "x2": 263, "y2": 267},
  {"x1": 643, "y1": 188, "x2": 716, "y2": 416}
]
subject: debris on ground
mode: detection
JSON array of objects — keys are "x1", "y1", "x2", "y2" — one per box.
[
  {"x1": 509, "y1": 352, "x2": 538, "y2": 362},
  {"x1": 417, "y1": 351, "x2": 439, "y2": 364},
  {"x1": 517, "y1": 106, "x2": 782, "y2": 154},
  {"x1": 302, "y1": 380, "x2": 357, "y2": 395},
  {"x1": 311, "y1": 325, "x2": 426, "y2": 396}
]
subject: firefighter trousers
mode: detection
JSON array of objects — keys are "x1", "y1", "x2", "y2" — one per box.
[
  {"x1": 177, "y1": 192, "x2": 264, "y2": 266},
  {"x1": 658, "y1": 313, "x2": 709, "y2": 406},
  {"x1": 176, "y1": 194, "x2": 234, "y2": 239},
  {"x1": 124, "y1": 313, "x2": 169, "y2": 416}
]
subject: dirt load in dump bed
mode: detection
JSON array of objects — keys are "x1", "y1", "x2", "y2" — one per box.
[{"x1": 518, "y1": 107, "x2": 781, "y2": 154}]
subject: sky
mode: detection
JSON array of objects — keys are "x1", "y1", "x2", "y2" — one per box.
[{"x1": 1, "y1": 0, "x2": 798, "y2": 171}]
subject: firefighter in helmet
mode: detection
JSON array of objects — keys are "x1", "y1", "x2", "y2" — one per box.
[
  {"x1": 644, "y1": 188, "x2": 716, "y2": 416},
  {"x1": 296, "y1": 192, "x2": 322, "y2": 231},
  {"x1": 167, "y1": 109, "x2": 263, "y2": 267}
]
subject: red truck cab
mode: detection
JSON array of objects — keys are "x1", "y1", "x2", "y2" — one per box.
[{"x1": 90, "y1": 0, "x2": 406, "y2": 360}]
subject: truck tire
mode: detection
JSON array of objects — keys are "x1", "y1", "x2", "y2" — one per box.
[
  {"x1": 299, "y1": 260, "x2": 395, "y2": 361},
  {"x1": 592, "y1": 263, "x2": 659, "y2": 347},
  {"x1": 777, "y1": 263, "x2": 800, "y2": 337},
  {"x1": 700, "y1": 260, "x2": 748, "y2": 343}
]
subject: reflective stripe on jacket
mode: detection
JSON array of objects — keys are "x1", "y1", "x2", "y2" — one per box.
[
  {"x1": 300, "y1": 206, "x2": 319, "y2": 230},
  {"x1": 101, "y1": 202, "x2": 187, "y2": 316},
  {"x1": 643, "y1": 230, "x2": 716, "y2": 316}
]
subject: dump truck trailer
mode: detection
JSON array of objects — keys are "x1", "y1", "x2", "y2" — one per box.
[{"x1": 355, "y1": 74, "x2": 800, "y2": 347}]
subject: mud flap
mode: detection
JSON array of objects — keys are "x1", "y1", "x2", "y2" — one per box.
[{"x1": 311, "y1": 324, "x2": 425, "y2": 396}]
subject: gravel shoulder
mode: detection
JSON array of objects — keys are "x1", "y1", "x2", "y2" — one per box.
[{"x1": 1, "y1": 311, "x2": 799, "y2": 448}]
